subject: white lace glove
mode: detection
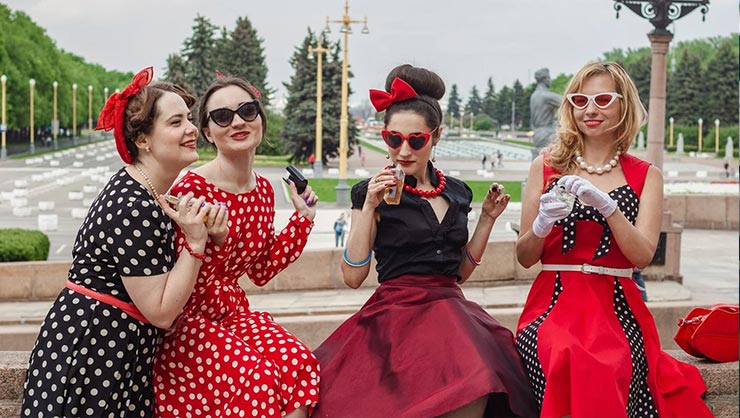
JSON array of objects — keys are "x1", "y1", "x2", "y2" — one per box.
[
  {"x1": 532, "y1": 190, "x2": 573, "y2": 238},
  {"x1": 558, "y1": 175, "x2": 617, "y2": 218}
]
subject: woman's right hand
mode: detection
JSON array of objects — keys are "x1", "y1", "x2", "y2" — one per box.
[
  {"x1": 364, "y1": 167, "x2": 397, "y2": 209},
  {"x1": 159, "y1": 192, "x2": 209, "y2": 252}
]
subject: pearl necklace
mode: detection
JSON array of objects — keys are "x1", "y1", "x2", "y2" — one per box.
[
  {"x1": 575, "y1": 149, "x2": 622, "y2": 175},
  {"x1": 404, "y1": 168, "x2": 447, "y2": 198},
  {"x1": 132, "y1": 164, "x2": 160, "y2": 201}
]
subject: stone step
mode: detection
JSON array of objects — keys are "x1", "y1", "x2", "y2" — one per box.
[
  {"x1": 0, "y1": 301, "x2": 711, "y2": 353},
  {"x1": 0, "y1": 400, "x2": 20, "y2": 418},
  {"x1": 0, "y1": 350, "x2": 734, "y2": 415},
  {"x1": 705, "y1": 394, "x2": 740, "y2": 418}
]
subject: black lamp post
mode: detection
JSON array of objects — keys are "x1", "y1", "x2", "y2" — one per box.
[{"x1": 613, "y1": 0, "x2": 710, "y2": 169}]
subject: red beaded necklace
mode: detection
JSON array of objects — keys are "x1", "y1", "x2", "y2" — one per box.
[{"x1": 403, "y1": 168, "x2": 446, "y2": 198}]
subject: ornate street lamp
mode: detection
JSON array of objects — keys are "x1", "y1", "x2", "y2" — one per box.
[
  {"x1": 714, "y1": 118, "x2": 720, "y2": 154},
  {"x1": 53, "y1": 81, "x2": 59, "y2": 149},
  {"x1": 613, "y1": 0, "x2": 710, "y2": 169},
  {"x1": 668, "y1": 116, "x2": 674, "y2": 148},
  {"x1": 309, "y1": 39, "x2": 329, "y2": 179},
  {"x1": 88, "y1": 85, "x2": 93, "y2": 142},
  {"x1": 1, "y1": 74, "x2": 7, "y2": 160},
  {"x1": 29, "y1": 78, "x2": 36, "y2": 154},
  {"x1": 324, "y1": 0, "x2": 369, "y2": 204},
  {"x1": 72, "y1": 83, "x2": 78, "y2": 144}
]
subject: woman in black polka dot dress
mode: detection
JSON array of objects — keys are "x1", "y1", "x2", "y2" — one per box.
[
  {"x1": 21, "y1": 68, "x2": 216, "y2": 418},
  {"x1": 514, "y1": 62, "x2": 712, "y2": 418}
]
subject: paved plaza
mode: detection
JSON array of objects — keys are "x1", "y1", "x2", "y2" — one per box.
[{"x1": 0, "y1": 136, "x2": 736, "y2": 306}]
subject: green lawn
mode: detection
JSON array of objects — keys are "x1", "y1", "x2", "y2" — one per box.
[{"x1": 297, "y1": 178, "x2": 522, "y2": 203}]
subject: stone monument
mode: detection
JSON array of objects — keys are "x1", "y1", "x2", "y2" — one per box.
[
  {"x1": 637, "y1": 131, "x2": 645, "y2": 150},
  {"x1": 725, "y1": 136, "x2": 734, "y2": 161},
  {"x1": 676, "y1": 133, "x2": 684, "y2": 155},
  {"x1": 529, "y1": 68, "x2": 562, "y2": 159}
]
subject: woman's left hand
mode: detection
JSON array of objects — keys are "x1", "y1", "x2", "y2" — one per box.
[
  {"x1": 288, "y1": 180, "x2": 318, "y2": 221},
  {"x1": 558, "y1": 175, "x2": 617, "y2": 217},
  {"x1": 480, "y1": 183, "x2": 510, "y2": 221},
  {"x1": 204, "y1": 202, "x2": 229, "y2": 246}
]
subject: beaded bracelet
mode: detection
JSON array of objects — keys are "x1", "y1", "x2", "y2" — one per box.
[
  {"x1": 182, "y1": 240, "x2": 207, "y2": 261},
  {"x1": 464, "y1": 244, "x2": 481, "y2": 266},
  {"x1": 343, "y1": 248, "x2": 372, "y2": 267}
]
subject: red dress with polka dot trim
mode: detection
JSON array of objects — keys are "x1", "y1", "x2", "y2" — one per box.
[{"x1": 153, "y1": 171, "x2": 320, "y2": 418}]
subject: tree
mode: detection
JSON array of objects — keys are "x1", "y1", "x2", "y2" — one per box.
[
  {"x1": 481, "y1": 77, "x2": 497, "y2": 120},
  {"x1": 705, "y1": 38, "x2": 739, "y2": 125},
  {"x1": 182, "y1": 15, "x2": 217, "y2": 96},
  {"x1": 622, "y1": 51, "x2": 651, "y2": 110},
  {"x1": 464, "y1": 85, "x2": 482, "y2": 116},
  {"x1": 512, "y1": 80, "x2": 526, "y2": 129},
  {"x1": 666, "y1": 49, "x2": 705, "y2": 125},
  {"x1": 446, "y1": 84, "x2": 461, "y2": 118},
  {"x1": 495, "y1": 86, "x2": 513, "y2": 129},
  {"x1": 282, "y1": 29, "x2": 317, "y2": 163},
  {"x1": 163, "y1": 53, "x2": 191, "y2": 93},
  {"x1": 219, "y1": 16, "x2": 272, "y2": 105},
  {"x1": 282, "y1": 30, "x2": 359, "y2": 164}
]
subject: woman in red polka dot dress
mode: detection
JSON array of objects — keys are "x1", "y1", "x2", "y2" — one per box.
[{"x1": 153, "y1": 75, "x2": 320, "y2": 418}]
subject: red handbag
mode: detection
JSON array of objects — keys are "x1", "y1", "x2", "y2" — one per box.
[{"x1": 674, "y1": 304, "x2": 739, "y2": 363}]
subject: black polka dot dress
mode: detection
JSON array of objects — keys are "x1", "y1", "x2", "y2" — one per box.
[
  {"x1": 514, "y1": 154, "x2": 713, "y2": 418},
  {"x1": 22, "y1": 168, "x2": 175, "y2": 418}
]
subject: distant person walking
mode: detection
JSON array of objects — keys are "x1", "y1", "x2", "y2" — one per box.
[
  {"x1": 497, "y1": 150, "x2": 504, "y2": 168},
  {"x1": 308, "y1": 153, "x2": 316, "y2": 169},
  {"x1": 334, "y1": 212, "x2": 348, "y2": 247},
  {"x1": 482, "y1": 153, "x2": 488, "y2": 170}
]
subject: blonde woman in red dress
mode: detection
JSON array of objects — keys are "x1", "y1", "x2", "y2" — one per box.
[
  {"x1": 153, "y1": 75, "x2": 319, "y2": 418},
  {"x1": 515, "y1": 61, "x2": 712, "y2": 418}
]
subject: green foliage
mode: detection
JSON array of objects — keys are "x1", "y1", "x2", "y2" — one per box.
[
  {"x1": 549, "y1": 73, "x2": 571, "y2": 95},
  {"x1": 256, "y1": 110, "x2": 285, "y2": 155},
  {"x1": 282, "y1": 30, "x2": 358, "y2": 165},
  {"x1": 621, "y1": 51, "x2": 651, "y2": 109},
  {"x1": 704, "y1": 38, "x2": 739, "y2": 126},
  {"x1": 666, "y1": 49, "x2": 705, "y2": 126},
  {"x1": 661, "y1": 125, "x2": 739, "y2": 152},
  {"x1": 464, "y1": 85, "x2": 482, "y2": 115},
  {"x1": 481, "y1": 77, "x2": 497, "y2": 120},
  {"x1": 182, "y1": 15, "x2": 217, "y2": 96},
  {"x1": 214, "y1": 16, "x2": 272, "y2": 105},
  {"x1": 473, "y1": 114, "x2": 494, "y2": 131},
  {"x1": 0, "y1": 228, "x2": 50, "y2": 262},
  {"x1": 0, "y1": 4, "x2": 132, "y2": 135},
  {"x1": 446, "y1": 84, "x2": 461, "y2": 118}
]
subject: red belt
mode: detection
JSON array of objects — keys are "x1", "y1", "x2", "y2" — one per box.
[{"x1": 66, "y1": 280, "x2": 150, "y2": 324}]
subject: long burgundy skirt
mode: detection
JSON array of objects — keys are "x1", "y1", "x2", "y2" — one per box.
[{"x1": 312, "y1": 275, "x2": 538, "y2": 418}]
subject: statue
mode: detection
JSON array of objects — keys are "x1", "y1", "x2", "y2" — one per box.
[{"x1": 529, "y1": 68, "x2": 562, "y2": 159}]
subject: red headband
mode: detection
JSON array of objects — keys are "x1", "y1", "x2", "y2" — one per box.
[
  {"x1": 96, "y1": 67, "x2": 154, "y2": 164},
  {"x1": 369, "y1": 77, "x2": 418, "y2": 112}
]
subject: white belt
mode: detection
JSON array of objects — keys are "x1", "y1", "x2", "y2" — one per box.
[{"x1": 541, "y1": 264, "x2": 633, "y2": 278}]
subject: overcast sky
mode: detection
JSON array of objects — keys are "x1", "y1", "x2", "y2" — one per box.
[{"x1": 3, "y1": 0, "x2": 736, "y2": 106}]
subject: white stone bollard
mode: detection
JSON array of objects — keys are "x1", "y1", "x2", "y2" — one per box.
[
  {"x1": 38, "y1": 201, "x2": 55, "y2": 211},
  {"x1": 68, "y1": 191, "x2": 84, "y2": 200},
  {"x1": 71, "y1": 208, "x2": 88, "y2": 218},
  {"x1": 12, "y1": 207, "x2": 32, "y2": 217},
  {"x1": 37, "y1": 214, "x2": 59, "y2": 231}
]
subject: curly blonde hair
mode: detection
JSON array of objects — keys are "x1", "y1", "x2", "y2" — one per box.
[{"x1": 546, "y1": 61, "x2": 646, "y2": 174}]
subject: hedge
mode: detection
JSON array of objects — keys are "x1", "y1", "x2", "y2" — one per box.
[{"x1": 0, "y1": 229, "x2": 50, "y2": 262}]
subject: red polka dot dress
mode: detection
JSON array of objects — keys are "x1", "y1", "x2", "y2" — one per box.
[{"x1": 153, "y1": 171, "x2": 319, "y2": 418}]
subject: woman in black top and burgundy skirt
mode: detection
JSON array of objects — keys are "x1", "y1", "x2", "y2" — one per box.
[{"x1": 312, "y1": 65, "x2": 537, "y2": 418}]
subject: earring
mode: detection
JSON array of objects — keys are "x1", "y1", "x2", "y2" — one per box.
[
  {"x1": 385, "y1": 153, "x2": 390, "y2": 159},
  {"x1": 145, "y1": 146, "x2": 151, "y2": 152},
  {"x1": 432, "y1": 146, "x2": 437, "y2": 163}
]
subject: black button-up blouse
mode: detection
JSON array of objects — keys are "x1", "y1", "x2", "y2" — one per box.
[{"x1": 351, "y1": 163, "x2": 472, "y2": 282}]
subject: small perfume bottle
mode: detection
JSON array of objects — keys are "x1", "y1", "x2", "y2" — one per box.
[
  {"x1": 383, "y1": 167, "x2": 405, "y2": 205},
  {"x1": 551, "y1": 184, "x2": 576, "y2": 213}
]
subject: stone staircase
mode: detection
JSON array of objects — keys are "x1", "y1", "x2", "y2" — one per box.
[
  {"x1": 0, "y1": 244, "x2": 737, "y2": 416},
  {"x1": 1, "y1": 350, "x2": 735, "y2": 417}
]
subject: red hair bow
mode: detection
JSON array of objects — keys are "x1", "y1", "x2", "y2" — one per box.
[
  {"x1": 96, "y1": 67, "x2": 154, "y2": 164},
  {"x1": 369, "y1": 77, "x2": 418, "y2": 112}
]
